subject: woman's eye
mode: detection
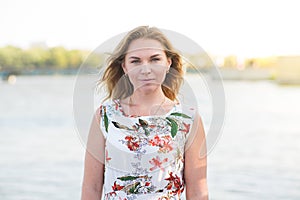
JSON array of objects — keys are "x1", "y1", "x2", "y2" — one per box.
[
  {"x1": 131, "y1": 60, "x2": 140, "y2": 64},
  {"x1": 151, "y1": 58, "x2": 160, "y2": 62}
]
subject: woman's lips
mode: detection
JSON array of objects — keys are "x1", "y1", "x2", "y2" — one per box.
[
  {"x1": 139, "y1": 79, "x2": 156, "y2": 85},
  {"x1": 140, "y1": 78, "x2": 155, "y2": 82}
]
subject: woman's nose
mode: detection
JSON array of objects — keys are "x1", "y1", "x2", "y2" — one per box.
[{"x1": 140, "y1": 64, "x2": 151, "y2": 74}]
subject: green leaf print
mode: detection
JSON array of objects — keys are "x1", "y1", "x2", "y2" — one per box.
[
  {"x1": 112, "y1": 121, "x2": 132, "y2": 130},
  {"x1": 103, "y1": 106, "x2": 109, "y2": 132},
  {"x1": 138, "y1": 118, "x2": 148, "y2": 127},
  {"x1": 166, "y1": 117, "x2": 178, "y2": 138},
  {"x1": 117, "y1": 175, "x2": 140, "y2": 181},
  {"x1": 143, "y1": 127, "x2": 150, "y2": 136},
  {"x1": 128, "y1": 182, "x2": 141, "y2": 194},
  {"x1": 170, "y1": 112, "x2": 191, "y2": 119},
  {"x1": 138, "y1": 118, "x2": 150, "y2": 136}
]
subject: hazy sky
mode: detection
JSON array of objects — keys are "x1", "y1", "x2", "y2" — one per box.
[{"x1": 1, "y1": 0, "x2": 299, "y2": 57}]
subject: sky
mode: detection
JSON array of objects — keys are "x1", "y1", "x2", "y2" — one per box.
[{"x1": 1, "y1": 0, "x2": 300, "y2": 58}]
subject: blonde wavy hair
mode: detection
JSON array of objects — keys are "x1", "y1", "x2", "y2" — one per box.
[{"x1": 99, "y1": 26, "x2": 184, "y2": 101}]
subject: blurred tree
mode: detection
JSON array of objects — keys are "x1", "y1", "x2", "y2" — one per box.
[
  {"x1": 0, "y1": 45, "x2": 105, "y2": 72},
  {"x1": 81, "y1": 50, "x2": 105, "y2": 68},
  {"x1": 67, "y1": 50, "x2": 83, "y2": 68},
  {"x1": 180, "y1": 53, "x2": 214, "y2": 74},
  {"x1": 223, "y1": 55, "x2": 238, "y2": 68},
  {"x1": 0, "y1": 46, "x2": 24, "y2": 69},
  {"x1": 48, "y1": 46, "x2": 68, "y2": 69},
  {"x1": 245, "y1": 57, "x2": 276, "y2": 68},
  {"x1": 26, "y1": 47, "x2": 51, "y2": 68}
]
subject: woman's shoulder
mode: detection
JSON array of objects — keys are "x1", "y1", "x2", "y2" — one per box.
[
  {"x1": 97, "y1": 99, "x2": 119, "y2": 110},
  {"x1": 175, "y1": 101, "x2": 198, "y2": 120},
  {"x1": 96, "y1": 99, "x2": 121, "y2": 118},
  {"x1": 96, "y1": 99, "x2": 120, "y2": 136}
]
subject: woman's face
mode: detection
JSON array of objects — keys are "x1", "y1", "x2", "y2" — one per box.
[{"x1": 122, "y1": 38, "x2": 171, "y2": 94}]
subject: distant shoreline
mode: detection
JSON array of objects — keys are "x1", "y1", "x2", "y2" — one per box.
[{"x1": 2, "y1": 67, "x2": 300, "y2": 86}]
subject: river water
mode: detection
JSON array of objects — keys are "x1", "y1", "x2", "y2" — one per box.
[{"x1": 0, "y1": 75, "x2": 299, "y2": 199}]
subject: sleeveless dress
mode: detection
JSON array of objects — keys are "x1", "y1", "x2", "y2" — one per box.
[{"x1": 98, "y1": 99, "x2": 196, "y2": 200}]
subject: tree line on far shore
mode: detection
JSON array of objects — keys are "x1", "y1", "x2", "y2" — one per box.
[
  {"x1": 0, "y1": 45, "x2": 104, "y2": 71},
  {"x1": 0, "y1": 45, "x2": 281, "y2": 74}
]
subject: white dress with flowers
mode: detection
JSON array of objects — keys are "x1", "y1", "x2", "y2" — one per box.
[{"x1": 98, "y1": 99, "x2": 196, "y2": 200}]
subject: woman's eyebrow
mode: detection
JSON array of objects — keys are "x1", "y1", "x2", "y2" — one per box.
[
  {"x1": 128, "y1": 56, "x2": 140, "y2": 60},
  {"x1": 128, "y1": 54, "x2": 162, "y2": 60},
  {"x1": 150, "y1": 54, "x2": 162, "y2": 58}
]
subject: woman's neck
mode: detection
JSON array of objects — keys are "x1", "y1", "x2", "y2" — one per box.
[{"x1": 130, "y1": 88, "x2": 166, "y2": 107}]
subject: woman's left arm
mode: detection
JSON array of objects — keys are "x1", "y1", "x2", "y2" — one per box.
[{"x1": 184, "y1": 112, "x2": 209, "y2": 200}]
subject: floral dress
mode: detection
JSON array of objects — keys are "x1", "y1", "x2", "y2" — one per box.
[{"x1": 98, "y1": 99, "x2": 196, "y2": 200}]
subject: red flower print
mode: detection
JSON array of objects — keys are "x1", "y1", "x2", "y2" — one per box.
[
  {"x1": 145, "y1": 182, "x2": 151, "y2": 186},
  {"x1": 115, "y1": 101, "x2": 119, "y2": 110},
  {"x1": 164, "y1": 172, "x2": 184, "y2": 195},
  {"x1": 149, "y1": 135, "x2": 161, "y2": 146},
  {"x1": 125, "y1": 135, "x2": 140, "y2": 151},
  {"x1": 125, "y1": 135, "x2": 133, "y2": 141},
  {"x1": 149, "y1": 124, "x2": 156, "y2": 128},
  {"x1": 112, "y1": 181, "x2": 124, "y2": 191},
  {"x1": 159, "y1": 135, "x2": 173, "y2": 153},
  {"x1": 149, "y1": 135, "x2": 173, "y2": 153},
  {"x1": 180, "y1": 122, "x2": 190, "y2": 134},
  {"x1": 105, "y1": 191, "x2": 116, "y2": 198},
  {"x1": 158, "y1": 197, "x2": 170, "y2": 200},
  {"x1": 105, "y1": 150, "x2": 111, "y2": 163},
  {"x1": 99, "y1": 105, "x2": 102, "y2": 115},
  {"x1": 149, "y1": 156, "x2": 168, "y2": 171}
]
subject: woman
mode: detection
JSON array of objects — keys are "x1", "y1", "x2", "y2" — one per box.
[{"x1": 81, "y1": 26, "x2": 208, "y2": 200}]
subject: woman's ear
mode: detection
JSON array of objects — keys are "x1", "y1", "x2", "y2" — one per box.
[
  {"x1": 121, "y1": 62, "x2": 128, "y2": 74},
  {"x1": 167, "y1": 58, "x2": 172, "y2": 70}
]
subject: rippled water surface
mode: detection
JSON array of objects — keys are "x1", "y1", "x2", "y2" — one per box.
[{"x1": 0, "y1": 75, "x2": 299, "y2": 199}]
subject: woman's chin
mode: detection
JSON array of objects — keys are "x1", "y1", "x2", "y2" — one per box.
[{"x1": 135, "y1": 83, "x2": 160, "y2": 94}]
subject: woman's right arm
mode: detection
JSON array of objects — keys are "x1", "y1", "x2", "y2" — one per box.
[
  {"x1": 81, "y1": 151, "x2": 104, "y2": 199},
  {"x1": 81, "y1": 108, "x2": 106, "y2": 200}
]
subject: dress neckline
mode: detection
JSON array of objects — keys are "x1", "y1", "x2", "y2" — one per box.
[{"x1": 114, "y1": 99, "x2": 179, "y2": 118}]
